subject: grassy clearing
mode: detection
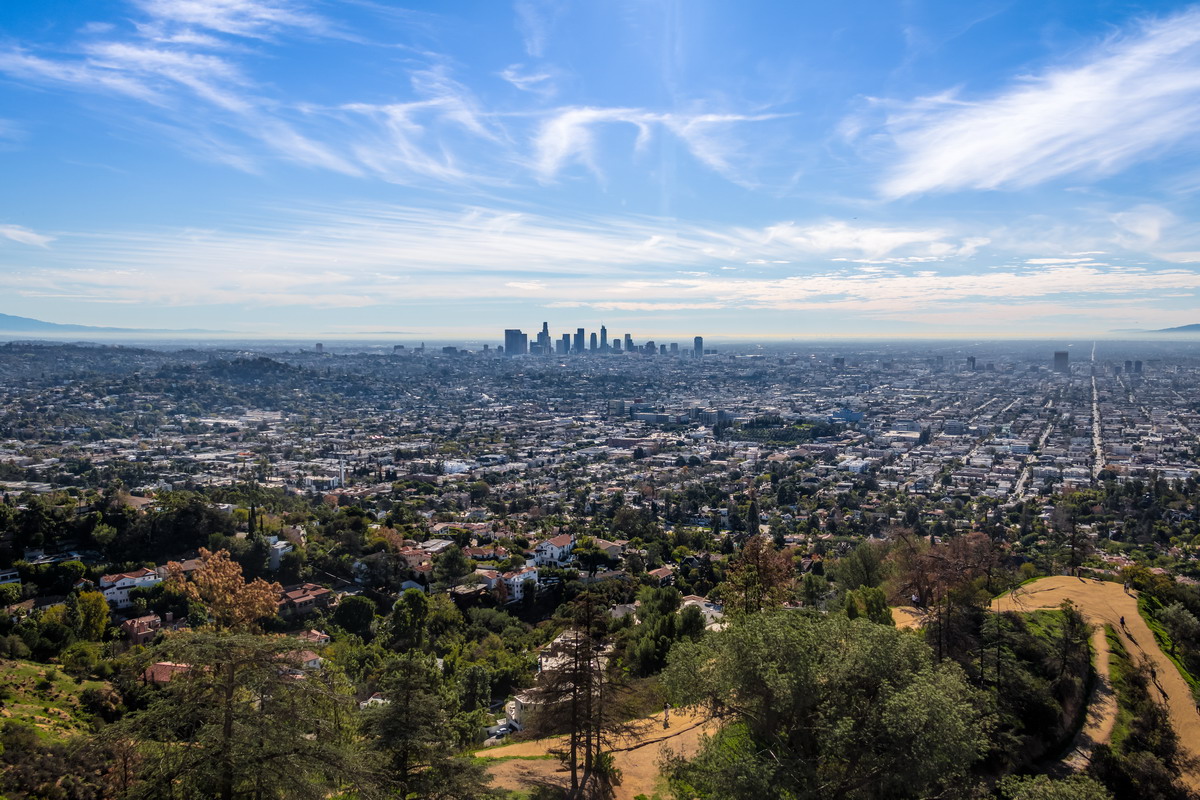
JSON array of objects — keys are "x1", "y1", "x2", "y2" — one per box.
[
  {"x1": 470, "y1": 753, "x2": 557, "y2": 765},
  {"x1": 0, "y1": 658, "x2": 106, "y2": 740},
  {"x1": 1105, "y1": 624, "x2": 1136, "y2": 750},
  {"x1": 1021, "y1": 608, "x2": 1071, "y2": 642}
]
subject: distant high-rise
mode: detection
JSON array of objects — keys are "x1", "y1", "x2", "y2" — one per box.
[
  {"x1": 659, "y1": 344, "x2": 667, "y2": 355},
  {"x1": 625, "y1": 333, "x2": 634, "y2": 353},
  {"x1": 645, "y1": 340, "x2": 656, "y2": 354},
  {"x1": 670, "y1": 342, "x2": 678, "y2": 354},
  {"x1": 967, "y1": 356, "x2": 976, "y2": 371},
  {"x1": 600, "y1": 325, "x2": 608, "y2": 352},
  {"x1": 1134, "y1": 360, "x2": 1143, "y2": 373},
  {"x1": 1053, "y1": 351, "x2": 1069, "y2": 374},
  {"x1": 538, "y1": 321, "x2": 551, "y2": 355},
  {"x1": 1124, "y1": 360, "x2": 1133, "y2": 373},
  {"x1": 504, "y1": 329, "x2": 528, "y2": 356},
  {"x1": 315, "y1": 343, "x2": 324, "y2": 354},
  {"x1": 574, "y1": 328, "x2": 585, "y2": 354},
  {"x1": 589, "y1": 332, "x2": 598, "y2": 351},
  {"x1": 693, "y1": 336, "x2": 703, "y2": 358},
  {"x1": 557, "y1": 335, "x2": 569, "y2": 355}
]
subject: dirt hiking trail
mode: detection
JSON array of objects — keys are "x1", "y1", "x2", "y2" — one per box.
[
  {"x1": 993, "y1": 576, "x2": 1200, "y2": 789},
  {"x1": 477, "y1": 708, "x2": 715, "y2": 799}
]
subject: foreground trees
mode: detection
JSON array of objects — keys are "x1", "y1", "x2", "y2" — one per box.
[
  {"x1": 116, "y1": 632, "x2": 367, "y2": 800},
  {"x1": 663, "y1": 610, "x2": 986, "y2": 800}
]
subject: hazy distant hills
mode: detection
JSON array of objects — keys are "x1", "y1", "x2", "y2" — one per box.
[
  {"x1": 0, "y1": 312, "x2": 216, "y2": 335},
  {"x1": 1152, "y1": 323, "x2": 1200, "y2": 333}
]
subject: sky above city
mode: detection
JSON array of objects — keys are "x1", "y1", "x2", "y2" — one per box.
[{"x1": 3, "y1": 0, "x2": 1200, "y2": 340}]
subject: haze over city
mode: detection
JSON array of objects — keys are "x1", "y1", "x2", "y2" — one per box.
[{"x1": 4, "y1": 1, "x2": 1200, "y2": 338}]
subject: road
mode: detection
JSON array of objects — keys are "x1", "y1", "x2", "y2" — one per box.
[
  {"x1": 1091, "y1": 376, "x2": 1105, "y2": 480},
  {"x1": 993, "y1": 576, "x2": 1200, "y2": 789}
]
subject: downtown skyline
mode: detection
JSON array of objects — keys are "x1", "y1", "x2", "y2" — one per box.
[{"x1": 3, "y1": 1, "x2": 1200, "y2": 338}]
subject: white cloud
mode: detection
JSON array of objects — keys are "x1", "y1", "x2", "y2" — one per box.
[
  {"x1": 879, "y1": 7, "x2": 1200, "y2": 197},
  {"x1": 131, "y1": 0, "x2": 327, "y2": 38},
  {"x1": 0, "y1": 225, "x2": 53, "y2": 247},
  {"x1": 532, "y1": 107, "x2": 789, "y2": 185},
  {"x1": 514, "y1": 0, "x2": 557, "y2": 58},
  {"x1": 500, "y1": 64, "x2": 555, "y2": 96}
]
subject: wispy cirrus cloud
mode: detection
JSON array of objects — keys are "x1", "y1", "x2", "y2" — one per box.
[
  {"x1": 878, "y1": 7, "x2": 1200, "y2": 198},
  {"x1": 130, "y1": 0, "x2": 328, "y2": 39},
  {"x1": 0, "y1": 225, "x2": 53, "y2": 247},
  {"x1": 0, "y1": 1, "x2": 790, "y2": 189}
]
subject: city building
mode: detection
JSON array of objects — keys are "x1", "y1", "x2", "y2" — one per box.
[{"x1": 1053, "y1": 351, "x2": 1069, "y2": 374}]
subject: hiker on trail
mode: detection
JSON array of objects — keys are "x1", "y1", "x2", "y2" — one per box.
[
  {"x1": 1120, "y1": 616, "x2": 1125, "y2": 628},
  {"x1": 1151, "y1": 666, "x2": 1158, "y2": 681},
  {"x1": 664, "y1": 702, "x2": 671, "y2": 729}
]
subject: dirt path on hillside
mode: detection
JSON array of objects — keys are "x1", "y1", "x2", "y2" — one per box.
[
  {"x1": 478, "y1": 709, "x2": 716, "y2": 799},
  {"x1": 891, "y1": 605, "x2": 925, "y2": 629},
  {"x1": 992, "y1": 576, "x2": 1200, "y2": 789}
]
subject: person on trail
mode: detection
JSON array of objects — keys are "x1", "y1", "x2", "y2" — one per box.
[
  {"x1": 663, "y1": 702, "x2": 671, "y2": 730},
  {"x1": 1120, "y1": 616, "x2": 1125, "y2": 628}
]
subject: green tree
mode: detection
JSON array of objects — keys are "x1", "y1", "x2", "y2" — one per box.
[
  {"x1": 390, "y1": 588, "x2": 429, "y2": 651},
  {"x1": 361, "y1": 651, "x2": 497, "y2": 799},
  {"x1": 663, "y1": 610, "x2": 985, "y2": 800},
  {"x1": 67, "y1": 590, "x2": 110, "y2": 641},
  {"x1": 998, "y1": 774, "x2": 1113, "y2": 800},
  {"x1": 723, "y1": 535, "x2": 793, "y2": 615},
  {"x1": 434, "y1": 546, "x2": 472, "y2": 587},
  {"x1": 1157, "y1": 602, "x2": 1200, "y2": 658},
  {"x1": 331, "y1": 595, "x2": 377, "y2": 640},
  {"x1": 116, "y1": 632, "x2": 367, "y2": 800}
]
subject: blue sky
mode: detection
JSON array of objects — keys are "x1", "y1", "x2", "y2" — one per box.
[{"x1": 3, "y1": 0, "x2": 1200, "y2": 339}]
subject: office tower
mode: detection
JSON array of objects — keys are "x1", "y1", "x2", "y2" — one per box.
[
  {"x1": 1053, "y1": 351, "x2": 1069, "y2": 373},
  {"x1": 573, "y1": 328, "x2": 585, "y2": 354},
  {"x1": 625, "y1": 333, "x2": 634, "y2": 353},
  {"x1": 1124, "y1": 360, "x2": 1133, "y2": 373},
  {"x1": 537, "y1": 321, "x2": 551, "y2": 355},
  {"x1": 967, "y1": 356, "x2": 976, "y2": 370},
  {"x1": 935, "y1": 355, "x2": 944, "y2": 368},
  {"x1": 589, "y1": 332, "x2": 598, "y2": 352},
  {"x1": 612, "y1": 340, "x2": 622, "y2": 353},
  {"x1": 1134, "y1": 360, "x2": 1143, "y2": 373},
  {"x1": 504, "y1": 329, "x2": 528, "y2": 356},
  {"x1": 392, "y1": 344, "x2": 404, "y2": 353},
  {"x1": 660, "y1": 344, "x2": 667, "y2": 355},
  {"x1": 559, "y1": 334, "x2": 570, "y2": 354},
  {"x1": 670, "y1": 342, "x2": 678, "y2": 354},
  {"x1": 600, "y1": 325, "x2": 608, "y2": 352},
  {"x1": 645, "y1": 340, "x2": 656, "y2": 354},
  {"x1": 833, "y1": 356, "x2": 845, "y2": 368},
  {"x1": 694, "y1": 336, "x2": 703, "y2": 358},
  {"x1": 315, "y1": 343, "x2": 324, "y2": 354}
]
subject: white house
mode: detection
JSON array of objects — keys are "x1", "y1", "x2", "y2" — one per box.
[
  {"x1": 475, "y1": 565, "x2": 539, "y2": 603},
  {"x1": 100, "y1": 568, "x2": 162, "y2": 610},
  {"x1": 532, "y1": 533, "x2": 575, "y2": 566},
  {"x1": 267, "y1": 536, "x2": 294, "y2": 571}
]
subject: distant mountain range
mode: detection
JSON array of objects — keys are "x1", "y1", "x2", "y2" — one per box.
[
  {"x1": 0, "y1": 312, "x2": 216, "y2": 335},
  {"x1": 1151, "y1": 323, "x2": 1200, "y2": 333}
]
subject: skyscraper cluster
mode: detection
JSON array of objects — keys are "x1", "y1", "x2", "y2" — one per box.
[{"x1": 503, "y1": 323, "x2": 705, "y2": 358}]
